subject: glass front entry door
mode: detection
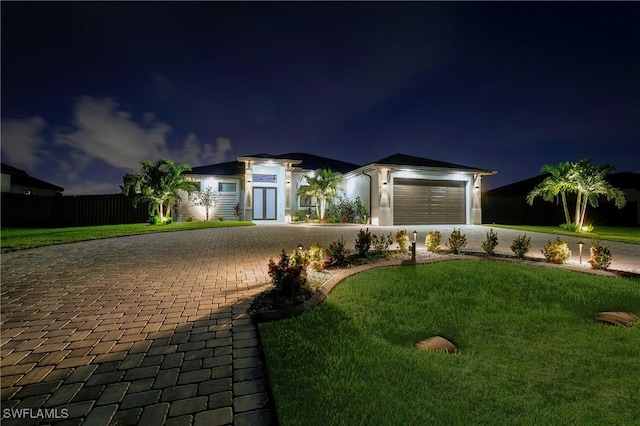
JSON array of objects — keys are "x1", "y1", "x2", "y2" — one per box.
[{"x1": 253, "y1": 187, "x2": 277, "y2": 220}]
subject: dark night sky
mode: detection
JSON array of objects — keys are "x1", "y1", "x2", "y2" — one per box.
[{"x1": 2, "y1": 2, "x2": 639, "y2": 194}]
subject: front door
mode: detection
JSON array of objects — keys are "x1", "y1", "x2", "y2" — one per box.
[{"x1": 253, "y1": 187, "x2": 277, "y2": 220}]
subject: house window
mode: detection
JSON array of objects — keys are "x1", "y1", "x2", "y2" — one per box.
[
  {"x1": 298, "y1": 185, "x2": 316, "y2": 208},
  {"x1": 218, "y1": 182, "x2": 237, "y2": 192}
]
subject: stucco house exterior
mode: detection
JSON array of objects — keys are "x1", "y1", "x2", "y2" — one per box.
[{"x1": 180, "y1": 152, "x2": 496, "y2": 226}]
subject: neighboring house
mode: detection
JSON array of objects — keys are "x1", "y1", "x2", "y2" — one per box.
[
  {"x1": 181, "y1": 152, "x2": 496, "y2": 226},
  {"x1": 482, "y1": 172, "x2": 640, "y2": 226},
  {"x1": 1, "y1": 163, "x2": 64, "y2": 196}
]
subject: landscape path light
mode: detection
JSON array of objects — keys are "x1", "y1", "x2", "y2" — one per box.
[
  {"x1": 577, "y1": 241, "x2": 584, "y2": 264},
  {"x1": 412, "y1": 231, "x2": 418, "y2": 263}
]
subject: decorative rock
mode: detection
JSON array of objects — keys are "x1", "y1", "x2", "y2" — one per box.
[
  {"x1": 596, "y1": 311, "x2": 638, "y2": 327},
  {"x1": 415, "y1": 336, "x2": 458, "y2": 353}
]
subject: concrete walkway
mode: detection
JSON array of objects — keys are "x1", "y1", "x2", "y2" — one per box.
[{"x1": 1, "y1": 225, "x2": 638, "y2": 425}]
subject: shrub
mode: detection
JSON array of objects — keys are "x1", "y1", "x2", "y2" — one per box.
[
  {"x1": 326, "y1": 196, "x2": 369, "y2": 224},
  {"x1": 448, "y1": 228, "x2": 467, "y2": 254},
  {"x1": 559, "y1": 222, "x2": 579, "y2": 232},
  {"x1": 481, "y1": 229, "x2": 498, "y2": 255},
  {"x1": 165, "y1": 216, "x2": 173, "y2": 224},
  {"x1": 541, "y1": 237, "x2": 571, "y2": 264},
  {"x1": 308, "y1": 243, "x2": 326, "y2": 271},
  {"x1": 355, "y1": 228, "x2": 372, "y2": 257},
  {"x1": 425, "y1": 231, "x2": 441, "y2": 253},
  {"x1": 148, "y1": 215, "x2": 161, "y2": 225},
  {"x1": 510, "y1": 234, "x2": 531, "y2": 259},
  {"x1": 289, "y1": 247, "x2": 309, "y2": 268},
  {"x1": 396, "y1": 229, "x2": 410, "y2": 254},
  {"x1": 268, "y1": 250, "x2": 307, "y2": 297},
  {"x1": 217, "y1": 215, "x2": 224, "y2": 221},
  {"x1": 371, "y1": 232, "x2": 393, "y2": 257},
  {"x1": 326, "y1": 237, "x2": 349, "y2": 267},
  {"x1": 588, "y1": 241, "x2": 612, "y2": 270}
]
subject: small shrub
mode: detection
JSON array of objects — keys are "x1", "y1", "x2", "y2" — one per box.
[
  {"x1": 355, "y1": 228, "x2": 372, "y2": 257},
  {"x1": 289, "y1": 247, "x2": 309, "y2": 268},
  {"x1": 541, "y1": 237, "x2": 571, "y2": 264},
  {"x1": 425, "y1": 231, "x2": 441, "y2": 253},
  {"x1": 186, "y1": 215, "x2": 193, "y2": 222},
  {"x1": 588, "y1": 241, "x2": 612, "y2": 270},
  {"x1": 217, "y1": 215, "x2": 224, "y2": 221},
  {"x1": 148, "y1": 215, "x2": 161, "y2": 225},
  {"x1": 371, "y1": 232, "x2": 393, "y2": 257},
  {"x1": 448, "y1": 228, "x2": 467, "y2": 254},
  {"x1": 165, "y1": 217, "x2": 173, "y2": 224},
  {"x1": 326, "y1": 237, "x2": 348, "y2": 267},
  {"x1": 481, "y1": 229, "x2": 498, "y2": 255},
  {"x1": 268, "y1": 250, "x2": 307, "y2": 297},
  {"x1": 511, "y1": 234, "x2": 531, "y2": 259},
  {"x1": 559, "y1": 222, "x2": 579, "y2": 232},
  {"x1": 396, "y1": 229, "x2": 410, "y2": 254},
  {"x1": 308, "y1": 243, "x2": 326, "y2": 271}
]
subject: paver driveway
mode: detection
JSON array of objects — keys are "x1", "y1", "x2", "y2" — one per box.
[{"x1": 1, "y1": 224, "x2": 639, "y2": 425}]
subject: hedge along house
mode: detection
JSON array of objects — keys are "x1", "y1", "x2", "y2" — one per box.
[{"x1": 180, "y1": 152, "x2": 496, "y2": 225}]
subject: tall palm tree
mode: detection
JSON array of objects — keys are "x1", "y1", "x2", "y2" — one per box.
[
  {"x1": 121, "y1": 159, "x2": 197, "y2": 222},
  {"x1": 526, "y1": 161, "x2": 575, "y2": 225},
  {"x1": 572, "y1": 159, "x2": 626, "y2": 229},
  {"x1": 297, "y1": 168, "x2": 343, "y2": 220}
]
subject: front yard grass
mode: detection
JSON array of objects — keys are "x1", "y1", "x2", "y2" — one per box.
[
  {"x1": 259, "y1": 260, "x2": 640, "y2": 425},
  {"x1": 1, "y1": 221, "x2": 254, "y2": 252},
  {"x1": 485, "y1": 224, "x2": 640, "y2": 245}
]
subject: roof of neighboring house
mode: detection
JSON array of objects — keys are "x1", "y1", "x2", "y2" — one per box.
[
  {"x1": 366, "y1": 153, "x2": 495, "y2": 173},
  {"x1": 485, "y1": 172, "x2": 640, "y2": 197},
  {"x1": 189, "y1": 161, "x2": 245, "y2": 176},
  {"x1": 241, "y1": 152, "x2": 362, "y2": 174},
  {"x1": 1, "y1": 163, "x2": 64, "y2": 192}
]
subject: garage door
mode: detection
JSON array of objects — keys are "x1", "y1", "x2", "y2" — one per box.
[{"x1": 393, "y1": 178, "x2": 466, "y2": 225}]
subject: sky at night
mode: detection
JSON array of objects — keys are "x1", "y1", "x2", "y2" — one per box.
[{"x1": 2, "y1": 2, "x2": 639, "y2": 195}]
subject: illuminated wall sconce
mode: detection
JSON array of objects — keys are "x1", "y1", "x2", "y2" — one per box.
[
  {"x1": 383, "y1": 181, "x2": 388, "y2": 185},
  {"x1": 286, "y1": 180, "x2": 291, "y2": 184}
]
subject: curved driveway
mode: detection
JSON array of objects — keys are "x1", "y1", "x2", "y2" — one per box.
[{"x1": 1, "y1": 224, "x2": 638, "y2": 425}]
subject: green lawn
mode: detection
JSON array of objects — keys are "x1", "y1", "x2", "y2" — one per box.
[
  {"x1": 1, "y1": 221, "x2": 254, "y2": 252},
  {"x1": 259, "y1": 260, "x2": 640, "y2": 425},
  {"x1": 485, "y1": 225, "x2": 640, "y2": 245}
]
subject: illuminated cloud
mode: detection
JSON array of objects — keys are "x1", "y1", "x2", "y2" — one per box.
[
  {"x1": 0, "y1": 116, "x2": 46, "y2": 170},
  {"x1": 55, "y1": 96, "x2": 233, "y2": 171}
]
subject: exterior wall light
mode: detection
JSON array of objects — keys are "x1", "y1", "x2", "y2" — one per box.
[{"x1": 577, "y1": 241, "x2": 584, "y2": 264}]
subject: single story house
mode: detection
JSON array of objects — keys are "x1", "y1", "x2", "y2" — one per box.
[
  {"x1": 1, "y1": 163, "x2": 64, "y2": 196},
  {"x1": 181, "y1": 152, "x2": 496, "y2": 226}
]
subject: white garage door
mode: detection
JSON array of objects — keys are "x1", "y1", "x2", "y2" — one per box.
[{"x1": 393, "y1": 178, "x2": 466, "y2": 225}]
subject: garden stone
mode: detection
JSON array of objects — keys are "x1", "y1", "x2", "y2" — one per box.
[{"x1": 415, "y1": 336, "x2": 458, "y2": 353}]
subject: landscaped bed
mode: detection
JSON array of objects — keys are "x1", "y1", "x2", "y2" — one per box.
[
  {"x1": 485, "y1": 225, "x2": 640, "y2": 245},
  {"x1": 259, "y1": 260, "x2": 640, "y2": 425}
]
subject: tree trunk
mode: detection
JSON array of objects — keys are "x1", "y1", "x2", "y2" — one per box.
[
  {"x1": 319, "y1": 199, "x2": 326, "y2": 220},
  {"x1": 574, "y1": 192, "x2": 582, "y2": 225},
  {"x1": 579, "y1": 197, "x2": 589, "y2": 230},
  {"x1": 560, "y1": 191, "x2": 570, "y2": 224},
  {"x1": 158, "y1": 202, "x2": 165, "y2": 222}
]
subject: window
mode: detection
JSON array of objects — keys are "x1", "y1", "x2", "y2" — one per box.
[
  {"x1": 218, "y1": 182, "x2": 237, "y2": 192},
  {"x1": 298, "y1": 185, "x2": 315, "y2": 208}
]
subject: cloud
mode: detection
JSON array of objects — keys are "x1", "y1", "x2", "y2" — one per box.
[
  {"x1": 55, "y1": 96, "x2": 233, "y2": 171},
  {"x1": 0, "y1": 116, "x2": 46, "y2": 170}
]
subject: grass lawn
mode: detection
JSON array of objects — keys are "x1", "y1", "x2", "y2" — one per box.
[
  {"x1": 485, "y1": 224, "x2": 640, "y2": 245},
  {"x1": 259, "y1": 260, "x2": 640, "y2": 425},
  {"x1": 1, "y1": 221, "x2": 254, "y2": 252}
]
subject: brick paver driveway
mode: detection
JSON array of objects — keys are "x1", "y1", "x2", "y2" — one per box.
[{"x1": 2, "y1": 224, "x2": 638, "y2": 425}]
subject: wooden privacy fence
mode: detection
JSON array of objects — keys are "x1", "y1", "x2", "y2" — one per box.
[
  {"x1": 1, "y1": 193, "x2": 150, "y2": 228},
  {"x1": 482, "y1": 194, "x2": 638, "y2": 226}
]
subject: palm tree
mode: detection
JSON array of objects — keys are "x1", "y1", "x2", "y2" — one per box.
[
  {"x1": 572, "y1": 159, "x2": 626, "y2": 229},
  {"x1": 121, "y1": 159, "x2": 197, "y2": 223},
  {"x1": 526, "y1": 161, "x2": 575, "y2": 225},
  {"x1": 297, "y1": 168, "x2": 343, "y2": 220}
]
